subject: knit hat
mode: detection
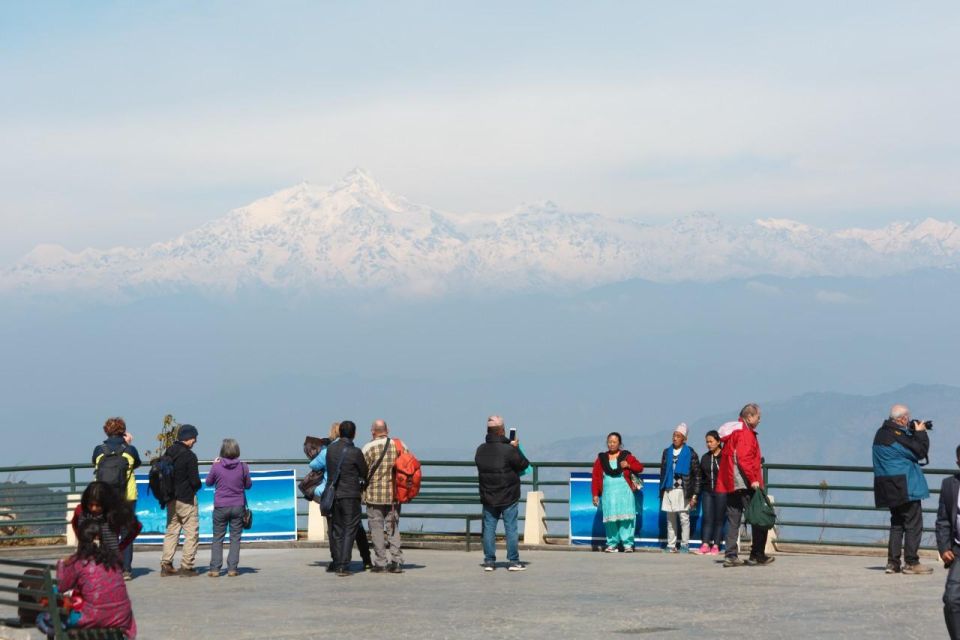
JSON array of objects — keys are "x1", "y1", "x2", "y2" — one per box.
[
  {"x1": 674, "y1": 423, "x2": 688, "y2": 439},
  {"x1": 178, "y1": 424, "x2": 199, "y2": 442}
]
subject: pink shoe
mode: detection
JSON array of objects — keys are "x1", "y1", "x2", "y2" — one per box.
[
  {"x1": 710, "y1": 545, "x2": 720, "y2": 556},
  {"x1": 698, "y1": 543, "x2": 710, "y2": 555}
]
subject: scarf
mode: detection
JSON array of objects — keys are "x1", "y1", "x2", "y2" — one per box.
[
  {"x1": 598, "y1": 450, "x2": 631, "y2": 477},
  {"x1": 660, "y1": 444, "x2": 692, "y2": 491}
]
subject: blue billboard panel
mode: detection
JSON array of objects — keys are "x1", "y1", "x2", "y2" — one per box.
[
  {"x1": 569, "y1": 472, "x2": 701, "y2": 548},
  {"x1": 135, "y1": 469, "x2": 298, "y2": 543}
]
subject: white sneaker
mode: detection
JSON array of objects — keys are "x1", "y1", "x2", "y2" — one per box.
[
  {"x1": 507, "y1": 563, "x2": 526, "y2": 571},
  {"x1": 482, "y1": 563, "x2": 495, "y2": 572},
  {"x1": 604, "y1": 546, "x2": 619, "y2": 553}
]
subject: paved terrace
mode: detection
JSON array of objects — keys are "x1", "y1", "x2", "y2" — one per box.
[{"x1": 0, "y1": 546, "x2": 949, "y2": 639}]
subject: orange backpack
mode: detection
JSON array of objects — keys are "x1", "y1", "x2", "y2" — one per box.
[{"x1": 393, "y1": 439, "x2": 422, "y2": 504}]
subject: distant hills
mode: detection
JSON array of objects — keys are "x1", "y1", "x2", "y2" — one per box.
[
  {"x1": 3, "y1": 168, "x2": 960, "y2": 297},
  {"x1": 528, "y1": 383, "x2": 960, "y2": 469}
]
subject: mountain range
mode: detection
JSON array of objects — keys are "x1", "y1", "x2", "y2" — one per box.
[{"x1": 4, "y1": 168, "x2": 960, "y2": 297}]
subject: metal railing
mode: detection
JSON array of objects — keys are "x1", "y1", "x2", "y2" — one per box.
[{"x1": 0, "y1": 459, "x2": 953, "y2": 550}]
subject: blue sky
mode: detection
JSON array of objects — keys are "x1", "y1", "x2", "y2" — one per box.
[{"x1": 1, "y1": 1, "x2": 958, "y2": 263}]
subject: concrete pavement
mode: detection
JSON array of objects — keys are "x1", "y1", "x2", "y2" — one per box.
[{"x1": 1, "y1": 547, "x2": 949, "y2": 639}]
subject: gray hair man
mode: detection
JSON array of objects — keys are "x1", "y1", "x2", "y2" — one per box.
[
  {"x1": 361, "y1": 419, "x2": 404, "y2": 573},
  {"x1": 873, "y1": 404, "x2": 932, "y2": 574}
]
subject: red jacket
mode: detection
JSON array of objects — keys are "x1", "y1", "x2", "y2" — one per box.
[
  {"x1": 715, "y1": 420, "x2": 764, "y2": 493},
  {"x1": 591, "y1": 451, "x2": 644, "y2": 496}
]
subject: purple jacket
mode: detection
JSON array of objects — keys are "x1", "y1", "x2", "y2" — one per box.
[{"x1": 205, "y1": 458, "x2": 252, "y2": 508}]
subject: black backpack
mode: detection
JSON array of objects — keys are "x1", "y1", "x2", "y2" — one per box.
[
  {"x1": 94, "y1": 443, "x2": 129, "y2": 496},
  {"x1": 148, "y1": 450, "x2": 178, "y2": 508}
]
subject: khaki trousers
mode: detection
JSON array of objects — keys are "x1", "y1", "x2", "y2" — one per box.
[{"x1": 161, "y1": 497, "x2": 199, "y2": 568}]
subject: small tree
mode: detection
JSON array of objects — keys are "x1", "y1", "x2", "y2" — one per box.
[{"x1": 143, "y1": 414, "x2": 181, "y2": 461}]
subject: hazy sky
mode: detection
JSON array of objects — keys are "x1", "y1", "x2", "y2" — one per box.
[{"x1": 2, "y1": 1, "x2": 958, "y2": 264}]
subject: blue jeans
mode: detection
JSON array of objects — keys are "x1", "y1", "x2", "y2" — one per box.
[
  {"x1": 210, "y1": 505, "x2": 244, "y2": 572},
  {"x1": 700, "y1": 491, "x2": 727, "y2": 547},
  {"x1": 482, "y1": 502, "x2": 519, "y2": 564}
]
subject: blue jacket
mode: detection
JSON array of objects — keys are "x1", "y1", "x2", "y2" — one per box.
[
  {"x1": 872, "y1": 419, "x2": 929, "y2": 508},
  {"x1": 308, "y1": 443, "x2": 331, "y2": 497}
]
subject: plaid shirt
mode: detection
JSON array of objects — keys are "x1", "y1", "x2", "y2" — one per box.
[{"x1": 362, "y1": 437, "x2": 398, "y2": 505}]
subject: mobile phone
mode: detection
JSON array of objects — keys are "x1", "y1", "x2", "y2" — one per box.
[{"x1": 508, "y1": 428, "x2": 517, "y2": 442}]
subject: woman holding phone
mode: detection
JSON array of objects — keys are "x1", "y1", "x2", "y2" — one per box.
[{"x1": 591, "y1": 432, "x2": 644, "y2": 553}]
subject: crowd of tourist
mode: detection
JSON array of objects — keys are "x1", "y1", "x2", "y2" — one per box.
[{"x1": 28, "y1": 401, "x2": 960, "y2": 639}]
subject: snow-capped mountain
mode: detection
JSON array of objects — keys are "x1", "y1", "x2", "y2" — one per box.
[{"x1": 3, "y1": 168, "x2": 960, "y2": 297}]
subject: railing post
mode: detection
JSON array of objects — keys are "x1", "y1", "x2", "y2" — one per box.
[
  {"x1": 65, "y1": 493, "x2": 82, "y2": 546},
  {"x1": 43, "y1": 566, "x2": 63, "y2": 638},
  {"x1": 306, "y1": 499, "x2": 327, "y2": 542},
  {"x1": 523, "y1": 490, "x2": 547, "y2": 545},
  {"x1": 465, "y1": 517, "x2": 471, "y2": 552},
  {"x1": 532, "y1": 464, "x2": 539, "y2": 492},
  {"x1": 69, "y1": 466, "x2": 77, "y2": 494}
]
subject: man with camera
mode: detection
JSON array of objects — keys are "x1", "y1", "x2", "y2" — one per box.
[
  {"x1": 872, "y1": 404, "x2": 933, "y2": 575},
  {"x1": 475, "y1": 415, "x2": 529, "y2": 572}
]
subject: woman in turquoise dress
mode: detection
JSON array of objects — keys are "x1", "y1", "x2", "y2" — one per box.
[{"x1": 591, "y1": 432, "x2": 645, "y2": 552}]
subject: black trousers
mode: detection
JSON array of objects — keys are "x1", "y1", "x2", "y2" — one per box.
[
  {"x1": 724, "y1": 489, "x2": 769, "y2": 560},
  {"x1": 888, "y1": 499, "x2": 923, "y2": 566},
  {"x1": 325, "y1": 513, "x2": 370, "y2": 565},
  {"x1": 330, "y1": 497, "x2": 363, "y2": 571}
]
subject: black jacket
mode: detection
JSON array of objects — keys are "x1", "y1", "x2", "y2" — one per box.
[
  {"x1": 699, "y1": 451, "x2": 722, "y2": 494},
  {"x1": 165, "y1": 441, "x2": 201, "y2": 503},
  {"x1": 659, "y1": 446, "x2": 701, "y2": 502},
  {"x1": 936, "y1": 473, "x2": 960, "y2": 556},
  {"x1": 324, "y1": 438, "x2": 368, "y2": 500},
  {"x1": 475, "y1": 435, "x2": 529, "y2": 508}
]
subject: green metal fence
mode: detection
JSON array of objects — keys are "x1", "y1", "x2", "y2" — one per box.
[{"x1": 0, "y1": 459, "x2": 954, "y2": 550}]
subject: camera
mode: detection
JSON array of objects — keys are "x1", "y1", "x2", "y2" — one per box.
[{"x1": 911, "y1": 419, "x2": 933, "y2": 431}]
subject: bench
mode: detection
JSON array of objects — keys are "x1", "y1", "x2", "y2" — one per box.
[{"x1": 0, "y1": 557, "x2": 125, "y2": 639}]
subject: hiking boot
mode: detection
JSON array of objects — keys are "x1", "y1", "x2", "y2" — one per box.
[
  {"x1": 363, "y1": 562, "x2": 374, "y2": 572},
  {"x1": 179, "y1": 567, "x2": 198, "y2": 577},
  {"x1": 227, "y1": 570, "x2": 239, "y2": 577},
  {"x1": 482, "y1": 563, "x2": 495, "y2": 572},
  {"x1": 885, "y1": 562, "x2": 901, "y2": 574},
  {"x1": 387, "y1": 562, "x2": 404, "y2": 574},
  {"x1": 754, "y1": 555, "x2": 775, "y2": 566},
  {"x1": 207, "y1": 570, "x2": 219, "y2": 578},
  {"x1": 723, "y1": 557, "x2": 744, "y2": 568},
  {"x1": 371, "y1": 565, "x2": 386, "y2": 573},
  {"x1": 160, "y1": 563, "x2": 177, "y2": 577},
  {"x1": 336, "y1": 568, "x2": 352, "y2": 577},
  {"x1": 507, "y1": 563, "x2": 526, "y2": 572},
  {"x1": 903, "y1": 563, "x2": 933, "y2": 575},
  {"x1": 697, "y1": 543, "x2": 710, "y2": 555},
  {"x1": 325, "y1": 564, "x2": 336, "y2": 573}
]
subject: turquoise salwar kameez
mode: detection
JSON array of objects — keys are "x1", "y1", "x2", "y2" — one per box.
[{"x1": 601, "y1": 472, "x2": 637, "y2": 548}]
